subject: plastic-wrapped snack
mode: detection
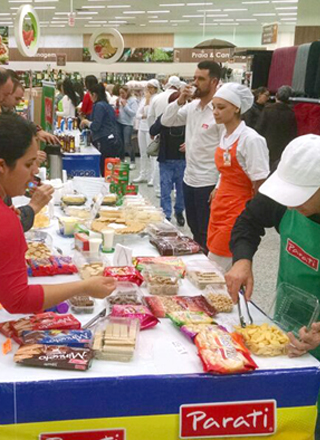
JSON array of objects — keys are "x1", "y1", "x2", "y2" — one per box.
[
  {"x1": 142, "y1": 264, "x2": 180, "y2": 296},
  {"x1": 150, "y1": 236, "x2": 201, "y2": 256},
  {"x1": 25, "y1": 241, "x2": 52, "y2": 260},
  {"x1": 147, "y1": 222, "x2": 179, "y2": 238},
  {"x1": 93, "y1": 317, "x2": 140, "y2": 362},
  {"x1": 64, "y1": 206, "x2": 92, "y2": 219},
  {"x1": 61, "y1": 193, "x2": 87, "y2": 206},
  {"x1": 110, "y1": 305, "x2": 159, "y2": 330},
  {"x1": 234, "y1": 323, "x2": 289, "y2": 357},
  {"x1": 204, "y1": 285, "x2": 234, "y2": 313},
  {"x1": 27, "y1": 256, "x2": 78, "y2": 277},
  {"x1": 21, "y1": 329, "x2": 93, "y2": 348},
  {"x1": 186, "y1": 260, "x2": 225, "y2": 289},
  {"x1": 93, "y1": 193, "x2": 118, "y2": 206},
  {"x1": 181, "y1": 323, "x2": 217, "y2": 340},
  {"x1": 103, "y1": 266, "x2": 144, "y2": 286},
  {"x1": 195, "y1": 325, "x2": 258, "y2": 374},
  {"x1": 133, "y1": 256, "x2": 186, "y2": 278},
  {"x1": 168, "y1": 311, "x2": 214, "y2": 327},
  {"x1": 14, "y1": 344, "x2": 93, "y2": 371},
  {"x1": 69, "y1": 296, "x2": 95, "y2": 314},
  {"x1": 58, "y1": 217, "x2": 79, "y2": 237},
  {"x1": 107, "y1": 282, "x2": 144, "y2": 308},
  {"x1": 175, "y1": 296, "x2": 217, "y2": 317},
  {"x1": 145, "y1": 295, "x2": 216, "y2": 319}
]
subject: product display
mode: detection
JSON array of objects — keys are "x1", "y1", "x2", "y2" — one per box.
[
  {"x1": 133, "y1": 256, "x2": 186, "y2": 277},
  {"x1": 27, "y1": 256, "x2": 78, "y2": 277},
  {"x1": 33, "y1": 208, "x2": 51, "y2": 229},
  {"x1": 78, "y1": 261, "x2": 105, "y2": 279},
  {"x1": 21, "y1": 330, "x2": 93, "y2": 348},
  {"x1": 186, "y1": 260, "x2": 225, "y2": 289},
  {"x1": 58, "y1": 217, "x2": 80, "y2": 237},
  {"x1": 14, "y1": 344, "x2": 93, "y2": 371},
  {"x1": 147, "y1": 222, "x2": 180, "y2": 238},
  {"x1": 142, "y1": 264, "x2": 180, "y2": 296},
  {"x1": 204, "y1": 286, "x2": 234, "y2": 313},
  {"x1": 93, "y1": 194, "x2": 118, "y2": 206},
  {"x1": 61, "y1": 194, "x2": 87, "y2": 206},
  {"x1": 103, "y1": 266, "x2": 144, "y2": 286},
  {"x1": 69, "y1": 296, "x2": 95, "y2": 314},
  {"x1": 25, "y1": 241, "x2": 52, "y2": 259},
  {"x1": 64, "y1": 206, "x2": 92, "y2": 220},
  {"x1": 145, "y1": 295, "x2": 216, "y2": 318},
  {"x1": 168, "y1": 311, "x2": 214, "y2": 327},
  {"x1": 110, "y1": 305, "x2": 159, "y2": 330},
  {"x1": 107, "y1": 282, "x2": 144, "y2": 307},
  {"x1": 150, "y1": 236, "x2": 201, "y2": 256}
]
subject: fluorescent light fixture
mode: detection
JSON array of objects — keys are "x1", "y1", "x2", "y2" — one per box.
[
  {"x1": 224, "y1": 8, "x2": 248, "y2": 11},
  {"x1": 278, "y1": 12, "x2": 297, "y2": 15},
  {"x1": 0, "y1": 13, "x2": 11, "y2": 16},
  {"x1": 109, "y1": 20, "x2": 127, "y2": 23},
  {"x1": 220, "y1": 22, "x2": 239, "y2": 25},
  {"x1": 8, "y1": 0, "x2": 30, "y2": 3},
  {"x1": 197, "y1": 9, "x2": 221, "y2": 11},
  {"x1": 81, "y1": 5, "x2": 106, "y2": 8},
  {"x1": 253, "y1": 12, "x2": 276, "y2": 15},
  {"x1": 213, "y1": 18, "x2": 234, "y2": 21},
  {"x1": 147, "y1": 10, "x2": 170, "y2": 13},
  {"x1": 207, "y1": 14, "x2": 228, "y2": 17},
  {"x1": 74, "y1": 16, "x2": 94, "y2": 19},
  {"x1": 242, "y1": 1, "x2": 269, "y2": 3},
  {"x1": 149, "y1": 19, "x2": 168, "y2": 22},
  {"x1": 272, "y1": 0, "x2": 298, "y2": 2},
  {"x1": 188, "y1": 2, "x2": 212, "y2": 4},
  {"x1": 50, "y1": 24, "x2": 65, "y2": 27},
  {"x1": 159, "y1": 3, "x2": 185, "y2": 5},
  {"x1": 275, "y1": 6, "x2": 297, "y2": 8},
  {"x1": 0, "y1": 22, "x2": 13, "y2": 25},
  {"x1": 140, "y1": 23, "x2": 146, "y2": 26},
  {"x1": 183, "y1": 14, "x2": 203, "y2": 17},
  {"x1": 84, "y1": 24, "x2": 101, "y2": 27},
  {"x1": 89, "y1": 20, "x2": 107, "y2": 23},
  {"x1": 40, "y1": 21, "x2": 50, "y2": 24},
  {"x1": 51, "y1": 21, "x2": 67, "y2": 24},
  {"x1": 35, "y1": 0, "x2": 58, "y2": 2},
  {"x1": 123, "y1": 10, "x2": 145, "y2": 13},
  {"x1": 198, "y1": 22, "x2": 218, "y2": 25},
  {"x1": 55, "y1": 12, "x2": 69, "y2": 15},
  {"x1": 236, "y1": 18, "x2": 257, "y2": 21},
  {"x1": 77, "y1": 11, "x2": 98, "y2": 14},
  {"x1": 34, "y1": 6, "x2": 56, "y2": 9},
  {"x1": 103, "y1": 24, "x2": 119, "y2": 26},
  {"x1": 115, "y1": 16, "x2": 135, "y2": 18},
  {"x1": 107, "y1": 4, "x2": 131, "y2": 8},
  {"x1": 170, "y1": 19, "x2": 190, "y2": 21},
  {"x1": 10, "y1": 7, "x2": 21, "y2": 9},
  {"x1": 280, "y1": 17, "x2": 297, "y2": 20},
  {"x1": 149, "y1": 15, "x2": 159, "y2": 18}
]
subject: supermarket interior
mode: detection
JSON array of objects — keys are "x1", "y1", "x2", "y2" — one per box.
[{"x1": 1, "y1": 0, "x2": 320, "y2": 439}]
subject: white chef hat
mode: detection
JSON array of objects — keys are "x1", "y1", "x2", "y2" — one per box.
[
  {"x1": 214, "y1": 83, "x2": 254, "y2": 114},
  {"x1": 165, "y1": 75, "x2": 181, "y2": 90},
  {"x1": 147, "y1": 79, "x2": 160, "y2": 89}
]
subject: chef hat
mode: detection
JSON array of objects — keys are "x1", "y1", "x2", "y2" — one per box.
[
  {"x1": 165, "y1": 75, "x2": 181, "y2": 90},
  {"x1": 214, "y1": 83, "x2": 254, "y2": 114},
  {"x1": 147, "y1": 79, "x2": 160, "y2": 89}
]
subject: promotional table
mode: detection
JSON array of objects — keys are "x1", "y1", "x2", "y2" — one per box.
[
  {"x1": 62, "y1": 146, "x2": 101, "y2": 178},
  {"x1": 0, "y1": 222, "x2": 319, "y2": 440}
]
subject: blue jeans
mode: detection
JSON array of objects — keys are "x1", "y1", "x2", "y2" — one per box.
[
  {"x1": 117, "y1": 122, "x2": 135, "y2": 163},
  {"x1": 159, "y1": 160, "x2": 186, "y2": 219}
]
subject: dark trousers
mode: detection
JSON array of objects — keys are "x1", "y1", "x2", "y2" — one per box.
[
  {"x1": 183, "y1": 182, "x2": 215, "y2": 252},
  {"x1": 93, "y1": 136, "x2": 120, "y2": 177},
  {"x1": 117, "y1": 122, "x2": 135, "y2": 163}
]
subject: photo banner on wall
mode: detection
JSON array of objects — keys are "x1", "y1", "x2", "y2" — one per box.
[
  {"x1": 88, "y1": 28, "x2": 124, "y2": 64},
  {"x1": 41, "y1": 81, "x2": 55, "y2": 134},
  {"x1": 0, "y1": 27, "x2": 9, "y2": 65},
  {"x1": 14, "y1": 4, "x2": 40, "y2": 57}
]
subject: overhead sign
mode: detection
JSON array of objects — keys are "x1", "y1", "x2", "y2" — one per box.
[
  {"x1": 14, "y1": 4, "x2": 40, "y2": 57},
  {"x1": 88, "y1": 28, "x2": 124, "y2": 64},
  {"x1": 0, "y1": 27, "x2": 9, "y2": 65},
  {"x1": 261, "y1": 23, "x2": 278, "y2": 45},
  {"x1": 174, "y1": 48, "x2": 246, "y2": 63}
]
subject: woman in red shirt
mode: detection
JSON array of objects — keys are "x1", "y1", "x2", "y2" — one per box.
[
  {"x1": 0, "y1": 114, "x2": 115, "y2": 314},
  {"x1": 81, "y1": 75, "x2": 98, "y2": 118}
]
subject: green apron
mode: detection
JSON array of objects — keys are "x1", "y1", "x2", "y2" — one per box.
[{"x1": 277, "y1": 209, "x2": 320, "y2": 360}]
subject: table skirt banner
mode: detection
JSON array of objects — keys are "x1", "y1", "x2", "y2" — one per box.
[{"x1": 0, "y1": 368, "x2": 319, "y2": 440}]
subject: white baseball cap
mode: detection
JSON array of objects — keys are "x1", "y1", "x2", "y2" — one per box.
[
  {"x1": 165, "y1": 75, "x2": 181, "y2": 90},
  {"x1": 259, "y1": 134, "x2": 320, "y2": 207},
  {"x1": 214, "y1": 83, "x2": 254, "y2": 114}
]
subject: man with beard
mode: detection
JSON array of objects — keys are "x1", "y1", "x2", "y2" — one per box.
[{"x1": 161, "y1": 61, "x2": 222, "y2": 252}]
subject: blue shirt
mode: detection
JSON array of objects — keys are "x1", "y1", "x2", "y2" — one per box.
[
  {"x1": 90, "y1": 101, "x2": 117, "y2": 142},
  {"x1": 117, "y1": 97, "x2": 138, "y2": 126}
]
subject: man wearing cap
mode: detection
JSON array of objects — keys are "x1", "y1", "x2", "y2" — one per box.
[
  {"x1": 161, "y1": 61, "x2": 222, "y2": 251},
  {"x1": 207, "y1": 83, "x2": 269, "y2": 271}
]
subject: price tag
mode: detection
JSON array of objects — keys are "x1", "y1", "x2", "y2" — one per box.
[{"x1": 172, "y1": 340, "x2": 188, "y2": 355}]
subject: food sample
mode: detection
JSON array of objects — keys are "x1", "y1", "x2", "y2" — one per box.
[
  {"x1": 235, "y1": 323, "x2": 289, "y2": 357},
  {"x1": 33, "y1": 209, "x2": 50, "y2": 229},
  {"x1": 168, "y1": 311, "x2": 214, "y2": 327},
  {"x1": 133, "y1": 256, "x2": 186, "y2": 278},
  {"x1": 147, "y1": 222, "x2": 180, "y2": 238},
  {"x1": 142, "y1": 264, "x2": 180, "y2": 296},
  {"x1": 187, "y1": 270, "x2": 225, "y2": 290},
  {"x1": 58, "y1": 217, "x2": 79, "y2": 237},
  {"x1": 108, "y1": 282, "x2": 144, "y2": 307},
  {"x1": 21, "y1": 330, "x2": 93, "y2": 348},
  {"x1": 110, "y1": 305, "x2": 159, "y2": 330},
  {"x1": 97, "y1": 209, "x2": 125, "y2": 221},
  {"x1": 93, "y1": 317, "x2": 140, "y2": 362},
  {"x1": 204, "y1": 286, "x2": 234, "y2": 313},
  {"x1": 78, "y1": 262, "x2": 104, "y2": 280},
  {"x1": 25, "y1": 241, "x2": 52, "y2": 259},
  {"x1": 114, "y1": 222, "x2": 145, "y2": 235},
  {"x1": 61, "y1": 194, "x2": 87, "y2": 206},
  {"x1": 14, "y1": 344, "x2": 93, "y2": 371},
  {"x1": 195, "y1": 325, "x2": 258, "y2": 374},
  {"x1": 65, "y1": 206, "x2": 92, "y2": 220},
  {"x1": 125, "y1": 208, "x2": 164, "y2": 225},
  {"x1": 145, "y1": 295, "x2": 216, "y2": 318},
  {"x1": 93, "y1": 194, "x2": 118, "y2": 206},
  {"x1": 103, "y1": 266, "x2": 144, "y2": 286},
  {"x1": 69, "y1": 296, "x2": 95, "y2": 314},
  {"x1": 150, "y1": 236, "x2": 201, "y2": 256}
]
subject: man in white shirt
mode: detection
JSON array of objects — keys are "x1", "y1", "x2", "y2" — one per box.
[{"x1": 161, "y1": 61, "x2": 222, "y2": 251}]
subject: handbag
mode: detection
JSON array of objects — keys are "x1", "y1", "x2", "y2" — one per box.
[{"x1": 147, "y1": 136, "x2": 160, "y2": 157}]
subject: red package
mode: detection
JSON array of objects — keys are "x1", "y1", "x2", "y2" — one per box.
[
  {"x1": 103, "y1": 266, "x2": 144, "y2": 286},
  {"x1": 0, "y1": 321, "x2": 21, "y2": 344},
  {"x1": 27, "y1": 256, "x2": 78, "y2": 277},
  {"x1": 110, "y1": 305, "x2": 159, "y2": 330},
  {"x1": 145, "y1": 296, "x2": 216, "y2": 318},
  {"x1": 51, "y1": 256, "x2": 78, "y2": 275},
  {"x1": 195, "y1": 325, "x2": 257, "y2": 375}
]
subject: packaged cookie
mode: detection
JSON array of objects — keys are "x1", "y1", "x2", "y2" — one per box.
[
  {"x1": 133, "y1": 256, "x2": 186, "y2": 278},
  {"x1": 168, "y1": 311, "x2": 214, "y2": 327},
  {"x1": 69, "y1": 296, "x2": 95, "y2": 314},
  {"x1": 145, "y1": 295, "x2": 217, "y2": 319},
  {"x1": 204, "y1": 285, "x2": 234, "y2": 313},
  {"x1": 64, "y1": 206, "x2": 92, "y2": 219},
  {"x1": 147, "y1": 222, "x2": 180, "y2": 239},
  {"x1": 186, "y1": 259, "x2": 225, "y2": 290},
  {"x1": 110, "y1": 305, "x2": 159, "y2": 330},
  {"x1": 21, "y1": 329, "x2": 93, "y2": 348},
  {"x1": 107, "y1": 282, "x2": 144, "y2": 308},
  {"x1": 150, "y1": 236, "x2": 201, "y2": 256},
  {"x1": 142, "y1": 264, "x2": 180, "y2": 296},
  {"x1": 103, "y1": 266, "x2": 144, "y2": 286},
  {"x1": 93, "y1": 317, "x2": 140, "y2": 362}
]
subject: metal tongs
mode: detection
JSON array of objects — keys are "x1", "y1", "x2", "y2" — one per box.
[
  {"x1": 237, "y1": 288, "x2": 253, "y2": 328},
  {"x1": 83, "y1": 308, "x2": 107, "y2": 329}
]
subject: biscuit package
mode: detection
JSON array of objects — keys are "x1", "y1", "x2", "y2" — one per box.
[
  {"x1": 110, "y1": 305, "x2": 159, "y2": 330},
  {"x1": 103, "y1": 266, "x2": 144, "y2": 286}
]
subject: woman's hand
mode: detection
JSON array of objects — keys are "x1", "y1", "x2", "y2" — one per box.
[
  {"x1": 29, "y1": 184, "x2": 54, "y2": 214},
  {"x1": 225, "y1": 259, "x2": 254, "y2": 303},
  {"x1": 120, "y1": 98, "x2": 127, "y2": 107},
  {"x1": 179, "y1": 143, "x2": 186, "y2": 153},
  {"x1": 209, "y1": 188, "x2": 216, "y2": 204},
  {"x1": 36, "y1": 150, "x2": 47, "y2": 166},
  {"x1": 80, "y1": 119, "x2": 90, "y2": 129},
  {"x1": 287, "y1": 323, "x2": 320, "y2": 357},
  {"x1": 37, "y1": 130, "x2": 60, "y2": 145},
  {"x1": 83, "y1": 276, "x2": 116, "y2": 298}
]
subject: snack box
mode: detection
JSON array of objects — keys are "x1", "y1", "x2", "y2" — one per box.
[
  {"x1": 93, "y1": 317, "x2": 140, "y2": 362},
  {"x1": 61, "y1": 193, "x2": 87, "y2": 206},
  {"x1": 147, "y1": 222, "x2": 180, "y2": 239},
  {"x1": 105, "y1": 157, "x2": 121, "y2": 180},
  {"x1": 64, "y1": 206, "x2": 92, "y2": 219},
  {"x1": 203, "y1": 285, "x2": 234, "y2": 313},
  {"x1": 107, "y1": 282, "x2": 145, "y2": 309},
  {"x1": 103, "y1": 266, "x2": 144, "y2": 286},
  {"x1": 186, "y1": 259, "x2": 226, "y2": 290},
  {"x1": 150, "y1": 236, "x2": 201, "y2": 256},
  {"x1": 21, "y1": 329, "x2": 93, "y2": 348},
  {"x1": 14, "y1": 344, "x2": 93, "y2": 371},
  {"x1": 142, "y1": 264, "x2": 180, "y2": 296},
  {"x1": 69, "y1": 296, "x2": 95, "y2": 314}
]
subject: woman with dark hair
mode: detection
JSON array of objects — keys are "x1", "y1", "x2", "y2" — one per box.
[
  {"x1": 80, "y1": 83, "x2": 120, "y2": 176},
  {"x1": 242, "y1": 86, "x2": 269, "y2": 129},
  {"x1": 81, "y1": 75, "x2": 98, "y2": 117},
  {"x1": 56, "y1": 78, "x2": 78, "y2": 118},
  {"x1": 256, "y1": 85, "x2": 297, "y2": 169},
  {"x1": 73, "y1": 80, "x2": 84, "y2": 103},
  {"x1": 116, "y1": 85, "x2": 138, "y2": 168},
  {"x1": 0, "y1": 114, "x2": 115, "y2": 315}
]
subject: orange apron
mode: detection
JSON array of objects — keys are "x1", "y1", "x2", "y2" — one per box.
[{"x1": 207, "y1": 138, "x2": 254, "y2": 257}]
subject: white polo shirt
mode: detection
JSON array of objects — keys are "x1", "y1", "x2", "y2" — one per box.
[{"x1": 161, "y1": 99, "x2": 223, "y2": 188}]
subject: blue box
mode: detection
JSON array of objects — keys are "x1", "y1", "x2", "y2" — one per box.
[{"x1": 62, "y1": 155, "x2": 100, "y2": 177}]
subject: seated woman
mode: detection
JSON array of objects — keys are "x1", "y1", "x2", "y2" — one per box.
[
  {"x1": 0, "y1": 114, "x2": 115, "y2": 314},
  {"x1": 80, "y1": 83, "x2": 120, "y2": 176}
]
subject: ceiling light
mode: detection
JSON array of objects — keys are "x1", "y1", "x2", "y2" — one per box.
[
  {"x1": 220, "y1": 22, "x2": 239, "y2": 25},
  {"x1": 109, "y1": 20, "x2": 127, "y2": 23},
  {"x1": 40, "y1": 21, "x2": 49, "y2": 24},
  {"x1": 253, "y1": 12, "x2": 276, "y2": 15},
  {"x1": 236, "y1": 18, "x2": 257, "y2": 21},
  {"x1": 159, "y1": 3, "x2": 185, "y2": 5},
  {"x1": 89, "y1": 20, "x2": 107, "y2": 23},
  {"x1": 123, "y1": 11, "x2": 145, "y2": 14},
  {"x1": 149, "y1": 15, "x2": 159, "y2": 18},
  {"x1": 50, "y1": 24, "x2": 65, "y2": 27},
  {"x1": 0, "y1": 22, "x2": 13, "y2": 25},
  {"x1": 51, "y1": 21, "x2": 67, "y2": 23},
  {"x1": 149, "y1": 19, "x2": 168, "y2": 22},
  {"x1": 198, "y1": 22, "x2": 218, "y2": 25},
  {"x1": 207, "y1": 14, "x2": 228, "y2": 17},
  {"x1": 81, "y1": 5, "x2": 106, "y2": 8},
  {"x1": 183, "y1": 14, "x2": 203, "y2": 17},
  {"x1": 140, "y1": 24, "x2": 146, "y2": 26},
  {"x1": 104, "y1": 24, "x2": 119, "y2": 26},
  {"x1": 77, "y1": 11, "x2": 98, "y2": 14},
  {"x1": 197, "y1": 9, "x2": 221, "y2": 12},
  {"x1": 272, "y1": 0, "x2": 298, "y2": 3},
  {"x1": 213, "y1": 18, "x2": 234, "y2": 21},
  {"x1": 275, "y1": 6, "x2": 297, "y2": 8},
  {"x1": 75, "y1": 16, "x2": 94, "y2": 19},
  {"x1": 0, "y1": 13, "x2": 11, "y2": 16},
  {"x1": 224, "y1": 8, "x2": 248, "y2": 11},
  {"x1": 10, "y1": 8, "x2": 20, "y2": 10},
  {"x1": 115, "y1": 16, "x2": 135, "y2": 18},
  {"x1": 34, "y1": 6, "x2": 56, "y2": 9},
  {"x1": 170, "y1": 19, "x2": 190, "y2": 21},
  {"x1": 107, "y1": 4, "x2": 131, "y2": 8},
  {"x1": 8, "y1": 0, "x2": 30, "y2": 3},
  {"x1": 242, "y1": 1, "x2": 269, "y2": 3},
  {"x1": 147, "y1": 10, "x2": 170, "y2": 13},
  {"x1": 84, "y1": 24, "x2": 101, "y2": 27},
  {"x1": 280, "y1": 17, "x2": 297, "y2": 20},
  {"x1": 187, "y1": 2, "x2": 212, "y2": 5},
  {"x1": 55, "y1": 12, "x2": 69, "y2": 15},
  {"x1": 35, "y1": 0, "x2": 58, "y2": 2},
  {"x1": 278, "y1": 12, "x2": 297, "y2": 15}
]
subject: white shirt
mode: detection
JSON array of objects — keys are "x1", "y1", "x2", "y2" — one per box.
[
  {"x1": 219, "y1": 121, "x2": 270, "y2": 182},
  {"x1": 147, "y1": 89, "x2": 177, "y2": 128},
  {"x1": 161, "y1": 99, "x2": 223, "y2": 188},
  {"x1": 56, "y1": 95, "x2": 76, "y2": 118},
  {"x1": 137, "y1": 94, "x2": 157, "y2": 131}
]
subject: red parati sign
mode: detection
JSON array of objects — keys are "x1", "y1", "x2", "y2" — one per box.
[
  {"x1": 40, "y1": 428, "x2": 125, "y2": 440},
  {"x1": 286, "y1": 238, "x2": 319, "y2": 271},
  {"x1": 180, "y1": 400, "x2": 277, "y2": 438}
]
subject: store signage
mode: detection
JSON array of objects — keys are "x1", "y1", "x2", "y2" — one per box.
[
  {"x1": 173, "y1": 48, "x2": 246, "y2": 63},
  {"x1": 180, "y1": 400, "x2": 277, "y2": 438},
  {"x1": 39, "y1": 428, "x2": 126, "y2": 440},
  {"x1": 88, "y1": 28, "x2": 125, "y2": 65},
  {"x1": 261, "y1": 23, "x2": 278, "y2": 45},
  {"x1": 286, "y1": 239, "x2": 319, "y2": 271},
  {"x1": 10, "y1": 48, "x2": 82, "y2": 62},
  {"x1": 14, "y1": 4, "x2": 40, "y2": 57}
]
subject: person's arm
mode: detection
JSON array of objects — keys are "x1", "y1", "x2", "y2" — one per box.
[
  {"x1": 19, "y1": 205, "x2": 35, "y2": 232},
  {"x1": 225, "y1": 193, "x2": 286, "y2": 302},
  {"x1": 161, "y1": 100, "x2": 188, "y2": 127},
  {"x1": 87, "y1": 103, "x2": 105, "y2": 133},
  {"x1": 149, "y1": 115, "x2": 162, "y2": 137},
  {"x1": 123, "y1": 98, "x2": 138, "y2": 118},
  {"x1": 287, "y1": 322, "x2": 320, "y2": 357},
  {"x1": 240, "y1": 135, "x2": 270, "y2": 183}
]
